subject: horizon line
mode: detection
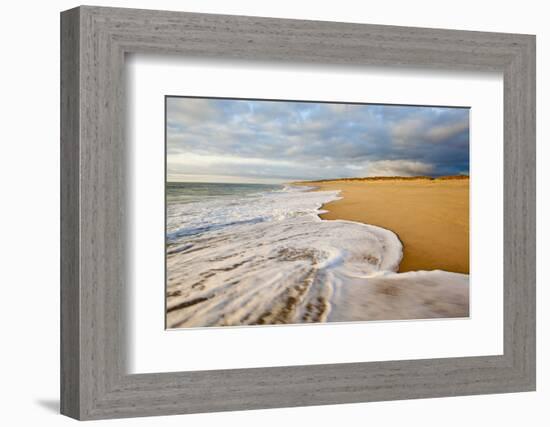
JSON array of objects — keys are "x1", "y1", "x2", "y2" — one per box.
[{"x1": 167, "y1": 174, "x2": 470, "y2": 185}]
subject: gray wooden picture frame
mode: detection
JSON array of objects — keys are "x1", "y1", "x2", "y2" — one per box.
[{"x1": 60, "y1": 5, "x2": 536, "y2": 421}]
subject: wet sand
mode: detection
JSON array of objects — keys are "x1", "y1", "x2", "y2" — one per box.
[{"x1": 300, "y1": 177, "x2": 469, "y2": 273}]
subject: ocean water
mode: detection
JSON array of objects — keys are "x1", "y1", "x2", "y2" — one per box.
[{"x1": 166, "y1": 183, "x2": 469, "y2": 328}]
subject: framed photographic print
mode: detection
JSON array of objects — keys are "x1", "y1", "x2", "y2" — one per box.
[{"x1": 61, "y1": 6, "x2": 536, "y2": 420}]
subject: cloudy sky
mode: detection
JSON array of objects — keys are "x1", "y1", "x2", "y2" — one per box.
[{"x1": 166, "y1": 97, "x2": 469, "y2": 184}]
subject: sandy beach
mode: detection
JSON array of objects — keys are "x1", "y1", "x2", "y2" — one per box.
[
  {"x1": 166, "y1": 179, "x2": 469, "y2": 327},
  {"x1": 298, "y1": 177, "x2": 469, "y2": 274}
]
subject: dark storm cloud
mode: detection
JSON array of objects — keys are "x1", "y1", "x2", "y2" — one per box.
[{"x1": 166, "y1": 97, "x2": 469, "y2": 183}]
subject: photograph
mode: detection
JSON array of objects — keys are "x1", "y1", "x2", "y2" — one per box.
[{"x1": 165, "y1": 97, "x2": 470, "y2": 329}]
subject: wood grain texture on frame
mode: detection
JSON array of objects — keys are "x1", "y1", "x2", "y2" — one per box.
[{"x1": 60, "y1": 5, "x2": 536, "y2": 420}]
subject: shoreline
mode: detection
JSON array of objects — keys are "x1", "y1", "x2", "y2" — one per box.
[
  {"x1": 294, "y1": 177, "x2": 469, "y2": 274},
  {"x1": 166, "y1": 183, "x2": 469, "y2": 327}
]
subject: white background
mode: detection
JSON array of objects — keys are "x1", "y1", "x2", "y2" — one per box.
[
  {"x1": 0, "y1": 0, "x2": 547, "y2": 426},
  {"x1": 129, "y1": 57, "x2": 503, "y2": 373}
]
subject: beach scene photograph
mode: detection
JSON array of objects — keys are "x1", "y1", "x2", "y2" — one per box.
[{"x1": 165, "y1": 96, "x2": 470, "y2": 329}]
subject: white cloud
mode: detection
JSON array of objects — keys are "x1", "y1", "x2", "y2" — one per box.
[
  {"x1": 366, "y1": 160, "x2": 434, "y2": 177},
  {"x1": 168, "y1": 152, "x2": 298, "y2": 168},
  {"x1": 390, "y1": 117, "x2": 425, "y2": 145},
  {"x1": 166, "y1": 97, "x2": 219, "y2": 126},
  {"x1": 426, "y1": 120, "x2": 469, "y2": 142}
]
